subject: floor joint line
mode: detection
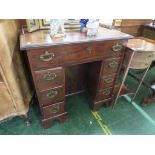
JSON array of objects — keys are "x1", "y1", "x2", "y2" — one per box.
[{"x1": 91, "y1": 111, "x2": 112, "y2": 135}]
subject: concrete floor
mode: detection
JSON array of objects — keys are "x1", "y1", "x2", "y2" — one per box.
[{"x1": 0, "y1": 67, "x2": 155, "y2": 135}]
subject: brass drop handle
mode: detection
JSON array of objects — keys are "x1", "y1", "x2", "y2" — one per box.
[
  {"x1": 102, "y1": 89, "x2": 111, "y2": 96},
  {"x1": 108, "y1": 61, "x2": 118, "y2": 68},
  {"x1": 40, "y1": 51, "x2": 55, "y2": 62},
  {"x1": 46, "y1": 90, "x2": 58, "y2": 99},
  {"x1": 43, "y1": 72, "x2": 57, "y2": 81},
  {"x1": 49, "y1": 105, "x2": 60, "y2": 114},
  {"x1": 112, "y1": 43, "x2": 123, "y2": 52},
  {"x1": 104, "y1": 76, "x2": 114, "y2": 83}
]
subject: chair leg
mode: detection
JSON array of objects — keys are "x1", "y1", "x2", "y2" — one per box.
[
  {"x1": 23, "y1": 113, "x2": 31, "y2": 127},
  {"x1": 113, "y1": 52, "x2": 135, "y2": 107},
  {"x1": 131, "y1": 65, "x2": 151, "y2": 103}
]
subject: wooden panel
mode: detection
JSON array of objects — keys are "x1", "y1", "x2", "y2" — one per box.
[
  {"x1": 114, "y1": 19, "x2": 152, "y2": 36},
  {"x1": 87, "y1": 61, "x2": 102, "y2": 99},
  {"x1": 120, "y1": 19, "x2": 152, "y2": 26},
  {"x1": 121, "y1": 26, "x2": 141, "y2": 36},
  {"x1": 65, "y1": 64, "x2": 88, "y2": 95},
  {"x1": 42, "y1": 101, "x2": 65, "y2": 118},
  {"x1": 38, "y1": 86, "x2": 65, "y2": 106},
  {"x1": 34, "y1": 67, "x2": 64, "y2": 91}
]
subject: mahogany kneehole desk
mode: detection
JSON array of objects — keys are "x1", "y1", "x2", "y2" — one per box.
[{"x1": 20, "y1": 27, "x2": 133, "y2": 128}]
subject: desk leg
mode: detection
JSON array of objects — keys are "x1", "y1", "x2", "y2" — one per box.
[{"x1": 42, "y1": 112, "x2": 68, "y2": 129}]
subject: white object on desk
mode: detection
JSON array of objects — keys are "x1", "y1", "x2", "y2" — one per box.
[{"x1": 86, "y1": 20, "x2": 99, "y2": 36}]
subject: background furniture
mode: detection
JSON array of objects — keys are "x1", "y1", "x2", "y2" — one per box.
[
  {"x1": 114, "y1": 39, "x2": 155, "y2": 105},
  {"x1": 0, "y1": 20, "x2": 32, "y2": 124},
  {"x1": 134, "y1": 37, "x2": 155, "y2": 104},
  {"x1": 140, "y1": 23, "x2": 155, "y2": 40},
  {"x1": 20, "y1": 27, "x2": 133, "y2": 128},
  {"x1": 113, "y1": 19, "x2": 152, "y2": 36}
]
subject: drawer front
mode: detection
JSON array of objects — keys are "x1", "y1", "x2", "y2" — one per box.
[
  {"x1": 39, "y1": 86, "x2": 65, "y2": 106},
  {"x1": 42, "y1": 101, "x2": 65, "y2": 118},
  {"x1": 99, "y1": 73, "x2": 117, "y2": 89},
  {"x1": 28, "y1": 43, "x2": 96, "y2": 69},
  {"x1": 96, "y1": 88, "x2": 113, "y2": 101},
  {"x1": 34, "y1": 67, "x2": 64, "y2": 91},
  {"x1": 95, "y1": 40, "x2": 126, "y2": 57},
  {"x1": 27, "y1": 40, "x2": 126, "y2": 70},
  {"x1": 102, "y1": 58, "x2": 122, "y2": 74}
]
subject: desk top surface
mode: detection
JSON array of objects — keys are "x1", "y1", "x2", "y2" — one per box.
[{"x1": 20, "y1": 27, "x2": 133, "y2": 50}]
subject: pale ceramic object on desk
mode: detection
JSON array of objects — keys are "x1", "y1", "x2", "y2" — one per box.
[{"x1": 86, "y1": 21, "x2": 99, "y2": 36}]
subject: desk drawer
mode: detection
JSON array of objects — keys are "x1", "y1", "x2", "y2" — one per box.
[
  {"x1": 99, "y1": 73, "x2": 116, "y2": 89},
  {"x1": 96, "y1": 88, "x2": 113, "y2": 101},
  {"x1": 101, "y1": 58, "x2": 122, "y2": 74},
  {"x1": 39, "y1": 86, "x2": 65, "y2": 106},
  {"x1": 42, "y1": 101, "x2": 65, "y2": 118},
  {"x1": 28, "y1": 43, "x2": 96, "y2": 69},
  {"x1": 34, "y1": 67, "x2": 65, "y2": 91}
]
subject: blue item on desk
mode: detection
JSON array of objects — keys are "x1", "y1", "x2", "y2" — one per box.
[{"x1": 80, "y1": 19, "x2": 89, "y2": 31}]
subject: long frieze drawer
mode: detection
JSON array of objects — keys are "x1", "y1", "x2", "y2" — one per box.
[
  {"x1": 34, "y1": 67, "x2": 65, "y2": 91},
  {"x1": 99, "y1": 73, "x2": 117, "y2": 89},
  {"x1": 95, "y1": 40, "x2": 127, "y2": 57},
  {"x1": 101, "y1": 58, "x2": 122, "y2": 74},
  {"x1": 27, "y1": 40, "x2": 126, "y2": 70},
  {"x1": 42, "y1": 101, "x2": 66, "y2": 118},
  {"x1": 38, "y1": 86, "x2": 65, "y2": 106},
  {"x1": 95, "y1": 88, "x2": 113, "y2": 101},
  {"x1": 27, "y1": 43, "x2": 96, "y2": 69}
]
